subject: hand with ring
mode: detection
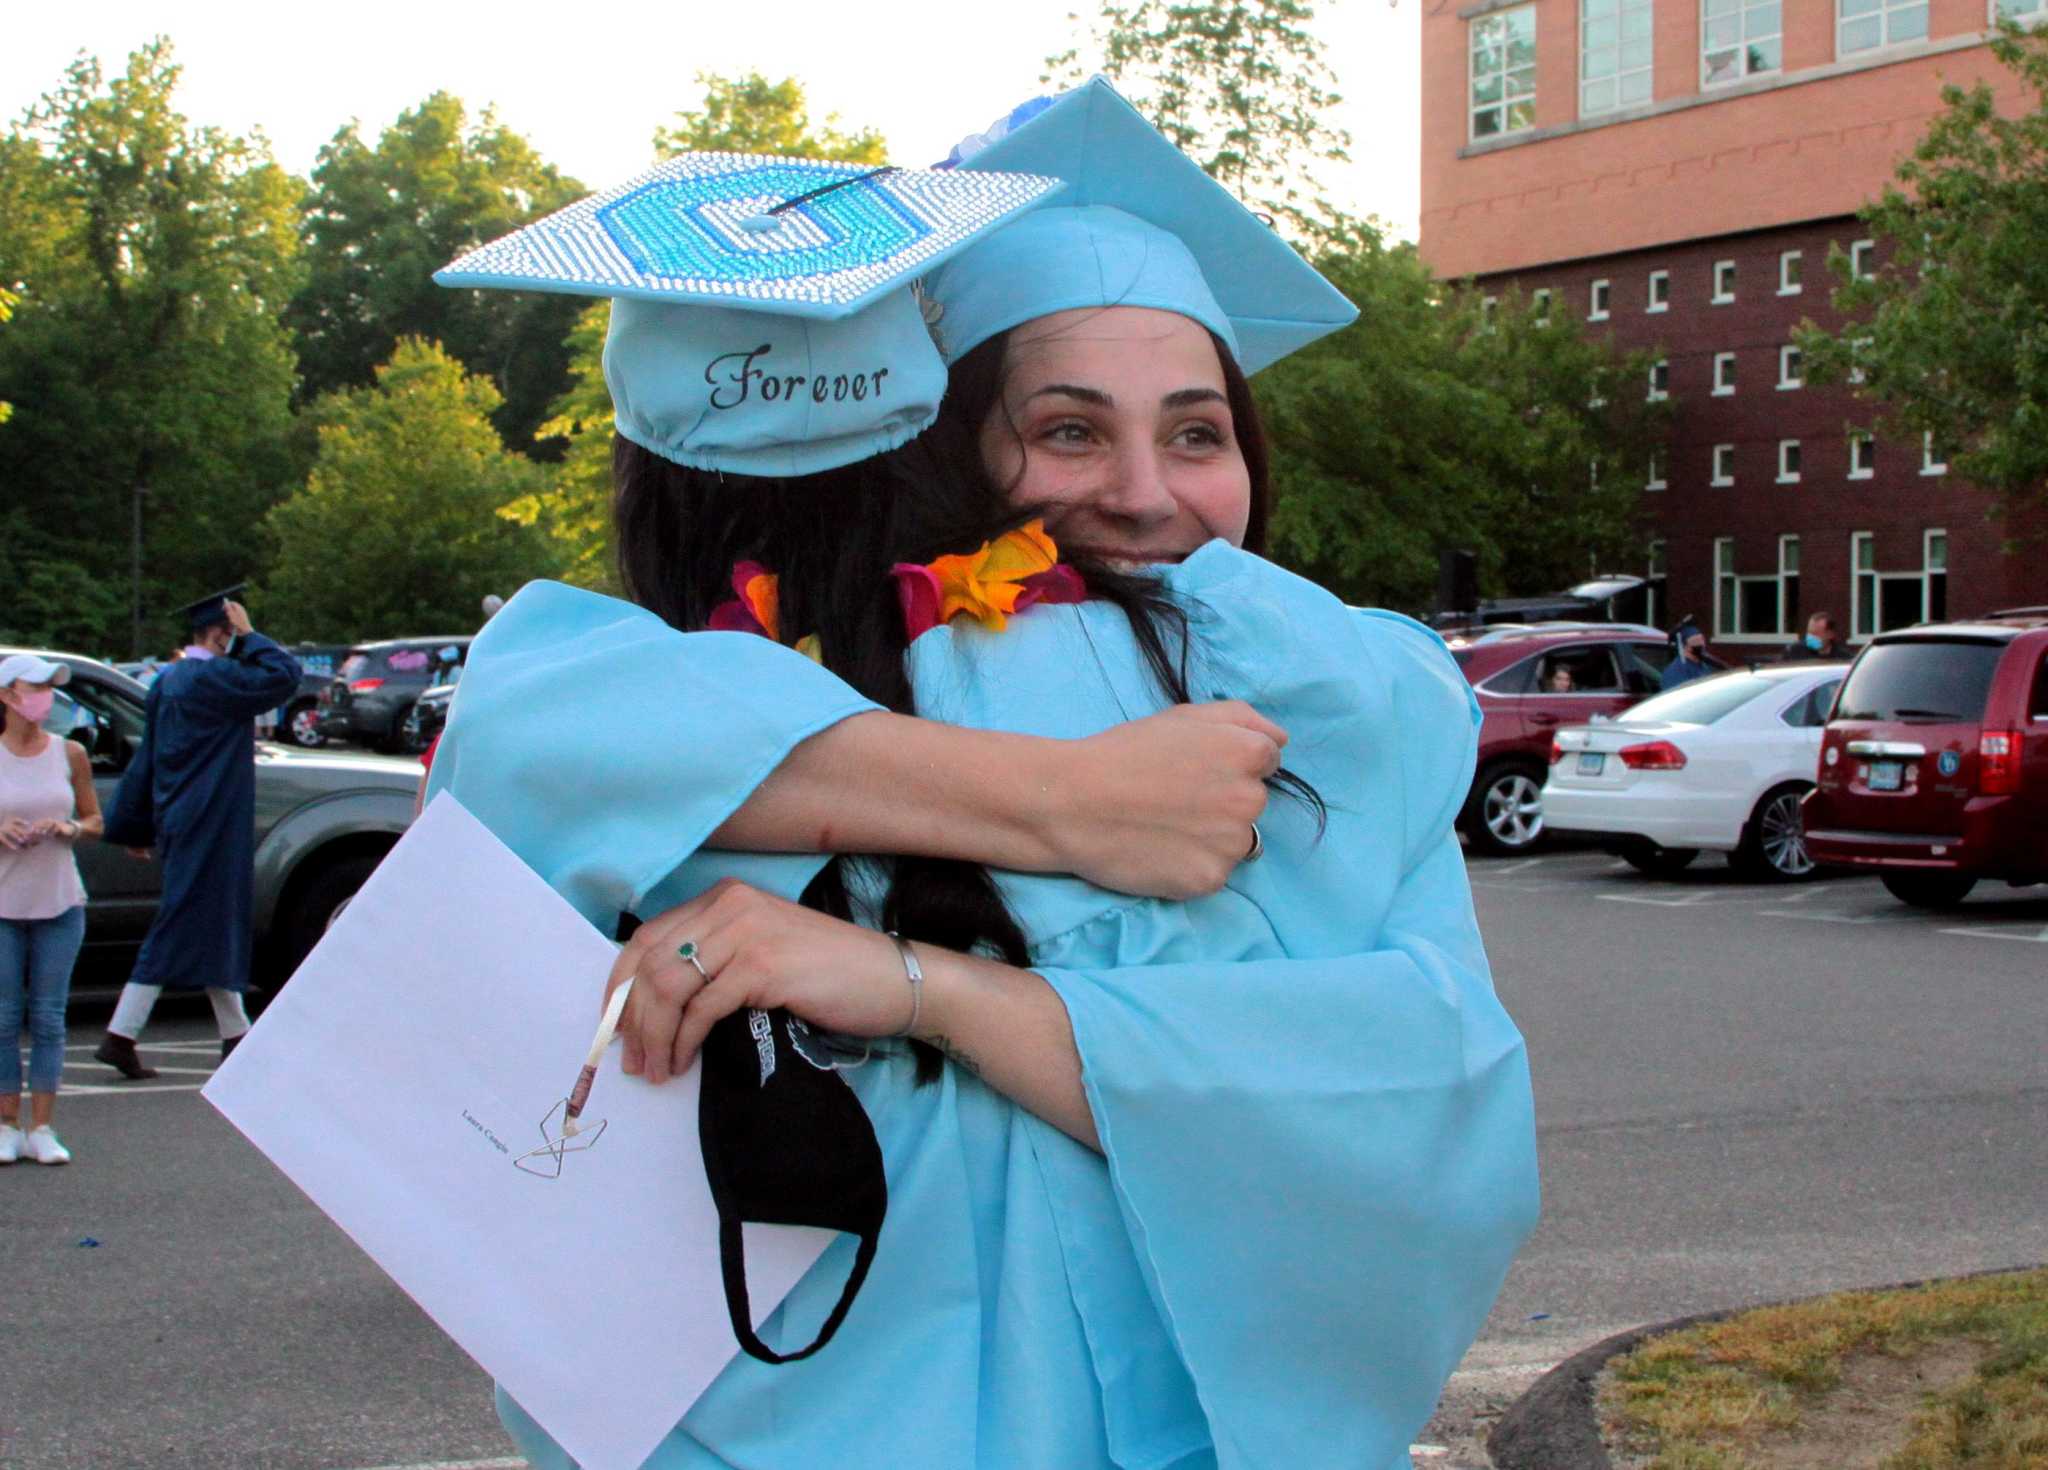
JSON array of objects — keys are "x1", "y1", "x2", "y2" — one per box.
[{"x1": 601, "y1": 878, "x2": 923, "y2": 1085}]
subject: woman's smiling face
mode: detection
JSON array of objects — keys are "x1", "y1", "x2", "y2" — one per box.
[{"x1": 979, "y1": 307, "x2": 1251, "y2": 566}]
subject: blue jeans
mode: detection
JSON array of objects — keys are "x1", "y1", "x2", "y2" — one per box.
[{"x1": 1, "y1": 906, "x2": 86, "y2": 1095}]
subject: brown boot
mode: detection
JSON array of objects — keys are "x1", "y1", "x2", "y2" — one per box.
[{"x1": 93, "y1": 1034, "x2": 159, "y2": 1080}]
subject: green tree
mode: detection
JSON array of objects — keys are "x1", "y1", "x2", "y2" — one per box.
[
  {"x1": 1259, "y1": 223, "x2": 1668, "y2": 610},
  {"x1": 1046, "y1": 0, "x2": 1351, "y2": 237},
  {"x1": 287, "y1": 93, "x2": 585, "y2": 449},
  {"x1": 652, "y1": 73, "x2": 887, "y2": 163},
  {"x1": 0, "y1": 285, "x2": 16, "y2": 425},
  {"x1": 513, "y1": 75, "x2": 889, "y2": 588},
  {"x1": 261, "y1": 338, "x2": 562, "y2": 641},
  {"x1": 0, "y1": 39, "x2": 303, "y2": 655},
  {"x1": 1796, "y1": 23, "x2": 2048, "y2": 528}
]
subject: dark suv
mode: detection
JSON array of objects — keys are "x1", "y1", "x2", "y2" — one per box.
[
  {"x1": 318, "y1": 638, "x2": 469, "y2": 753},
  {"x1": 1450, "y1": 624, "x2": 1705, "y2": 855},
  {"x1": 1803, "y1": 611, "x2": 2048, "y2": 907}
]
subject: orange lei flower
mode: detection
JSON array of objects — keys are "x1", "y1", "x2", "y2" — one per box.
[{"x1": 891, "y1": 521, "x2": 1086, "y2": 639}]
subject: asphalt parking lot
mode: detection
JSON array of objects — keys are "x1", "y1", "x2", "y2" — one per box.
[{"x1": 7, "y1": 846, "x2": 2045, "y2": 1470}]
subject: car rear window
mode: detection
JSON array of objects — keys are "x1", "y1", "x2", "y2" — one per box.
[
  {"x1": 1622, "y1": 671, "x2": 1775, "y2": 725},
  {"x1": 1834, "y1": 639, "x2": 2005, "y2": 722}
]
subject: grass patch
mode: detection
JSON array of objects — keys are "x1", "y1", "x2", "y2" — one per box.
[{"x1": 1598, "y1": 1267, "x2": 2048, "y2": 1469}]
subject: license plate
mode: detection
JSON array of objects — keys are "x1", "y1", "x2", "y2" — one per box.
[
  {"x1": 1868, "y1": 760, "x2": 1904, "y2": 791},
  {"x1": 1577, "y1": 752, "x2": 1606, "y2": 776}
]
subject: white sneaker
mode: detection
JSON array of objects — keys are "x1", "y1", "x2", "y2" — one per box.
[
  {"x1": 0, "y1": 1125, "x2": 22, "y2": 1164},
  {"x1": 25, "y1": 1126, "x2": 70, "y2": 1165}
]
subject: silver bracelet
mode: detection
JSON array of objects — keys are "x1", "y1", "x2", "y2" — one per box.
[{"x1": 887, "y1": 932, "x2": 924, "y2": 1039}]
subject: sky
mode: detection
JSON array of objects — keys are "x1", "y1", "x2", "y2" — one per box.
[{"x1": 0, "y1": 0, "x2": 1425, "y2": 239}]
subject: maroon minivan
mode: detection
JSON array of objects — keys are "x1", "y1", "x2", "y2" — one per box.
[{"x1": 1803, "y1": 611, "x2": 2048, "y2": 907}]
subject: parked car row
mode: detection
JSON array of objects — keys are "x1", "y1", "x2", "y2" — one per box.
[
  {"x1": 1510, "y1": 609, "x2": 2048, "y2": 907},
  {"x1": 316, "y1": 637, "x2": 469, "y2": 754},
  {"x1": 1, "y1": 645, "x2": 420, "y2": 991}
]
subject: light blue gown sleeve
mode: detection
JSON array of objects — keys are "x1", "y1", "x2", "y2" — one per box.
[
  {"x1": 422, "y1": 582, "x2": 882, "y2": 928},
  {"x1": 1031, "y1": 604, "x2": 1540, "y2": 1470}
]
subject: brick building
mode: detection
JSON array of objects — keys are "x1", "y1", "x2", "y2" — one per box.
[{"x1": 1418, "y1": 0, "x2": 2048, "y2": 657}]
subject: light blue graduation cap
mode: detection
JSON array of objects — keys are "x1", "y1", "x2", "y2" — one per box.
[
  {"x1": 434, "y1": 154, "x2": 1064, "y2": 476},
  {"x1": 923, "y1": 81, "x2": 1358, "y2": 375}
]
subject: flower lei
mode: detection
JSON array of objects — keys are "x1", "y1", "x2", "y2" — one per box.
[{"x1": 706, "y1": 521, "x2": 1086, "y2": 656}]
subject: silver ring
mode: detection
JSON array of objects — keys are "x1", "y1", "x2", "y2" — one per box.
[
  {"x1": 677, "y1": 940, "x2": 710, "y2": 982},
  {"x1": 1243, "y1": 824, "x2": 1264, "y2": 863}
]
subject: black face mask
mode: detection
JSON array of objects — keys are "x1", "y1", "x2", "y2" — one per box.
[{"x1": 697, "y1": 1006, "x2": 887, "y2": 1364}]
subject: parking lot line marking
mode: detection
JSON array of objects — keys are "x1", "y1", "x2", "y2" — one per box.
[
  {"x1": 1597, "y1": 890, "x2": 1717, "y2": 907},
  {"x1": 1756, "y1": 909, "x2": 1911, "y2": 925},
  {"x1": 1488, "y1": 858, "x2": 1548, "y2": 876},
  {"x1": 61, "y1": 1062, "x2": 216, "y2": 1077},
  {"x1": 1936, "y1": 923, "x2": 2048, "y2": 944},
  {"x1": 327, "y1": 1459, "x2": 527, "y2": 1470},
  {"x1": 54, "y1": 1082, "x2": 208, "y2": 1096}
]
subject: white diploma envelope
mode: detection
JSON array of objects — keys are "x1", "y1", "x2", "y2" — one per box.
[{"x1": 204, "y1": 793, "x2": 833, "y2": 1469}]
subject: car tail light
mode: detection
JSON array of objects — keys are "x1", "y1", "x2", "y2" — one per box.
[
  {"x1": 1979, "y1": 730, "x2": 2022, "y2": 794},
  {"x1": 1550, "y1": 737, "x2": 1565, "y2": 766},
  {"x1": 1618, "y1": 739, "x2": 1687, "y2": 771},
  {"x1": 350, "y1": 677, "x2": 386, "y2": 693}
]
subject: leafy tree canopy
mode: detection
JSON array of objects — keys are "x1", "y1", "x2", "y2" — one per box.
[
  {"x1": 259, "y1": 338, "x2": 562, "y2": 642},
  {"x1": 652, "y1": 72, "x2": 888, "y2": 164},
  {"x1": 287, "y1": 92, "x2": 585, "y2": 450},
  {"x1": 1795, "y1": 24, "x2": 2048, "y2": 530},
  {"x1": 1047, "y1": 0, "x2": 1352, "y2": 239},
  {"x1": 0, "y1": 38, "x2": 302, "y2": 656},
  {"x1": 1259, "y1": 221, "x2": 1668, "y2": 610}
]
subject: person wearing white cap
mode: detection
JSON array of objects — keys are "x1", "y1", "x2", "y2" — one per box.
[
  {"x1": 419, "y1": 91, "x2": 1535, "y2": 1470},
  {"x1": 0, "y1": 654, "x2": 102, "y2": 1165}
]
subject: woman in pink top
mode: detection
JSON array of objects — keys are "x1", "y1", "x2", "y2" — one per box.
[{"x1": 0, "y1": 654, "x2": 103, "y2": 1165}]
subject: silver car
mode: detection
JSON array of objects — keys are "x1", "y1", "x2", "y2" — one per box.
[{"x1": 4, "y1": 647, "x2": 420, "y2": 994}]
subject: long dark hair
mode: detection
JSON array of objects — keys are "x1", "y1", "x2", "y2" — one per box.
[{"x1": 614, "y1": 323, "x2": 1312, "y2": 1082}]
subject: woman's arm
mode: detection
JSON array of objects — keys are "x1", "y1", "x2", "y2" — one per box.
[
  {"x1": 711, "y1": 701, "x2": 1285, "y2": 901},
  {"x1": 605, "y1": 879, "x2": 1099, "y2": 1150},
  {"x1": 61, "y1": 741, "x2": 103, "y2": 840}
]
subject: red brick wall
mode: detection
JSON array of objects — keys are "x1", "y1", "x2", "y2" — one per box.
[
  {"x1": 1477, "y1": 219, "x2": 2048, "y2": 659},
  {"x1": 1421, "y1": 2, "x2": 2029, "y2": 280}
]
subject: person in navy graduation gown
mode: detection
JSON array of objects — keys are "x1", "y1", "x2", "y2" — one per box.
[{"x1": 95, "y1": 592, "x2": 301, "y2": 1077}]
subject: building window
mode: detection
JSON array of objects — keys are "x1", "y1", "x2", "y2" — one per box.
[
  {"x1": 1583, "y1": 0, "x2": 1655, "y2": 116},
  {"x1": 1712, "y1": 443, "x2": 1736, "y2": 485},
  {"x1": 1647, "y1": 450, "x2": 1667, "y2": 491},
  {"x1": 1589, "y1": 278, "x2": 1611, "y2": 319},
  {"x1": 1716, "y1": 536, "x2": 1800, "y2": 639},
  {"x1": 1778, "y1": 345, "x2": 1803, "y2": 388},
  {"x1": 1712, "y1": 260, "x2": 1737, "y2": 302},
  {"x1": 1779, "y1": 440, "x2": 1803, "y2": 482},
  {"x1": 1921, "y1": 432, "x2": 1948, "y2": 475},
  {"x1": 1704, "y1": 0, "x2": 1783, "y2": 86},
  {"x1": 1648, "y1": 269, "x2": 1670, "y2": 311},
  {"x1": 1849, "y1": 432, "x2": 1876, "y2": 479},
  {"x1": 1713, "y1": 352, "x2": 1737, "y2": 394},
  {"x1": 1779, "y1": 250, "x2": 1803, "y2": 294},
  {"x1": 1997, "y1": 0, "x2": 2048, "y2": 20},
  {"x1": 1648, "y1": 359, "x2": 1670, "y2": 400},
  {"x1": 1850, "y1": 238, "x2": 1876, "y2": 279},
  {"x1": 1839, "y1": 0, "x2": 1928, "y2": 56},
  {"x1": 1533, "y1": 287, "x2": 1553, "y2": 322},
  {"x1": 1646, "y1": 540, "x2": 1667, "y2": 628},
  {"x1": 1472, "y1": 7, "x2": 1538, "y2": 140},
  {"x1": 1852, "y1": 529, "x2": 1947, "y2": 639}
]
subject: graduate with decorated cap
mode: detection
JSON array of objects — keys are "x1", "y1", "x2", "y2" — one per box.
[{"x1": 424, "y1": 107, "x2": 1534, "y2": 1470}]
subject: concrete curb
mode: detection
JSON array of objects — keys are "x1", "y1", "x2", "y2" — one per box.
[{"x1": 1485, "y1": 1264, "x2": 2046, "y2": 1470}]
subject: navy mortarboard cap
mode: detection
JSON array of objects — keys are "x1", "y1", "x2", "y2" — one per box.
[
  {"x1": 176, "y1": 584, "x2": 247, "y2": 631},
  {"x1": 435, "y1": 154, "x2": 1065, "y2": 477},
  {"x1": 924, "y1": 80, "x2": 1358, "y2": 375}
]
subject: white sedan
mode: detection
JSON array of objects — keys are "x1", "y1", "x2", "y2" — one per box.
[{"x1": 1542, "y1": 664, "x2": 1848, "y2": 880}]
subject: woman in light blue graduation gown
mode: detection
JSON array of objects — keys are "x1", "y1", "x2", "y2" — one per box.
[{"x1": 425, "y1": 88, "x2": 1537, "y2": 1470}]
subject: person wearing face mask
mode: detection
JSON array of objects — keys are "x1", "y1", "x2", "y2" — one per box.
[
  {"x1": 422, "y1": 84, "x2": 1535, "y2": 1470},
  {"x1": 94, "y1": 592, "x2": 301, "y2": 1078},
  {"x1": 1662, "y1": 617, "x2": 1715, "y2": 690},
  {"x1": 0, "y1": 655, "x2": 102, "y2": 1165},
  {"x1": 1776, "y1": 610, "x2": 1852, "y2": 662}
]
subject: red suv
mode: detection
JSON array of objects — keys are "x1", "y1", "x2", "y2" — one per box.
[
  {"x1": 1803, "y1": 611, "x2": 2048, "y2": 907},
  {"x1": 1449, "y1": 624, "x2": 1696, "y2": 855}
]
